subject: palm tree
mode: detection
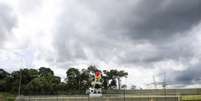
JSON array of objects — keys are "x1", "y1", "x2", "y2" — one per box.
[
  {"x1": 117, "y1": 70, "x2": 128, "y2": 90},
  {"x1": 103, "y1": 69, "x2": 128, "y2": 90}
]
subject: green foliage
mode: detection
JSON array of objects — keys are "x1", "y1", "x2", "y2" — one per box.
[
  {"x1": 0, "y1": 69, "x2": 9, "y2": 79},
  {"x1": 103, "y1": 69, "x2": 128, "y2": 89},
  {"x1": 0, "y1": 92, "x2": 16, "y2": 101},
  {"x1": 0, "y1": 69, "x2": 11, "y2": 91},
  {"x1": 25, "y1": 75, "x2": 61, "y2": 94},
  {"x1": 79, "y1": 69, "x2": 90, "y2": 90},
  {"x1": 87, "y1": 65, "x2": 99, "y2": 73},
  {"x1": 0, "y1": 66, "x2": 128, "y2": 95},
  {"x1": 9, "y1": 69, "x2": 39, "y2": 93},
  {"x1": 25, "y1": 67, "x2": 61, "y2": 94},
  {"x1": 65, "y1": 66, "x2": 128, "y2": 90},
  {"x1": 66, "y1": 68, "x2": 80, "y2": 90},
  {"x1": 39, "y1": 67, "x2": 54, "y2": 77}
]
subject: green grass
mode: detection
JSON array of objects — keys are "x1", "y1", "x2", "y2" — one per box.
[
  {"x1": 0, "y1": 92, "x2": 16, "y2": 101},
  {"x1": 1, "y1": 93, "x2": 201, "y2": 101},
  {"x1": 182, "y1": 95, "x2": 201, "y2": 101}
]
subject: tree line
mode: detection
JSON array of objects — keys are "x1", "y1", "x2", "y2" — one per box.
[{"x1": 0, "y1": 65, "x2": 128, "y2": 95}]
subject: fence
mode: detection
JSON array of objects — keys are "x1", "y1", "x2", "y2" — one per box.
[
  {"x1": 15, "y1": 94, "x2": 180, "y2": 101},
  {"x1": 4, "y1": 88, "x2": 201, "y2": 101},
  {"x1": 103, "y1": 89, "x2": 201, "y2": 95},
  {"x1": 19, "y1": 88, "x2": 201, "y2": 96}
]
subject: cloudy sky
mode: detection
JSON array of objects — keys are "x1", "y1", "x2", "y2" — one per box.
[{"x1": 1, "y1": 0, "x2": 201, "y2": 89}]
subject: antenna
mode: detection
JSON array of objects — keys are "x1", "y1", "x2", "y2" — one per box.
[
  {"x1": 162, "y1": 72, "x2": 167, "y2": 89},
  {"x1": 162, "y1": 72, "x2": 167, "y2": 96}
]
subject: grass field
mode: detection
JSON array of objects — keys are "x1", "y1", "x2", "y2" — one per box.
[
  {"x1": 182, "y1": 95, "x2": 201, "y2": 101},
  {"x1": 1, "y1": 92, "x2": 201, "y2": 101},
  {"x1": 0, "y1": 93, "x2": 16, "y2": 101}
]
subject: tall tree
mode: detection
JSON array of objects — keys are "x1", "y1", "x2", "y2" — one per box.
[
  {"x1": 103, "y1": 69, "x2": 128, "y2": 89},
  {"x1": 0, "y1": 69, "x2": 11, "y2": 91},
  {"x1": 79, "y1": 69, "x2": 90, "y2": 90},
  {"x1": 103, "y1": 70, "x2": 112, "y2": 89},
  {"x1": 0, "y1": 69, "x2": 9, "y2": 79},
  {"x1": 103, "y1": 69, "x2": 118, "y2": 89},
  {"x1": 66, "y1": 68, "x2": 80, "y2": 90},
  {"x1": 10, "y1": 68, "x2": 39, "y2": 93},
  {"x1": 117, "y1": 70, "x2": 128, "y2": 90},
  {"x1": 87, "y1": 65, "x2": 99, "y2": 73},
  {"x1": 25, "y1": 67, "x2": 60, "y2": 94},
  {"x1": 39, "y1": 67, "x2": 54, "y2": 77}
]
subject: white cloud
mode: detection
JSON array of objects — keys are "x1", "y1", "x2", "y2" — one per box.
[{"x1": 1, "y1": 0, "x2": 201, "y2": 89}]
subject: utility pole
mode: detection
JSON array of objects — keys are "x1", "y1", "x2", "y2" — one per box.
[
  {"x1": 163, "y1": 72, "x2": 167, "y2": 101},
  {"x1": 18, "y1": 53, "x2": 25, "y2": 96},
  {"x1": 163, "y1": 72, "x2": 167, "y2": 95},
  {"x1": 18, "y1": 69, "x2": 22, "y2": 96},
  {"x1": 124, "y1": 87, "x2": 126, "y2": 101}
]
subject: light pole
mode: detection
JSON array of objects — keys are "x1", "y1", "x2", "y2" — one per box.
[
  {"x1": 18, "y1": 69, "x2": 22, "y2": 96},
  {"x1": 124, "y1": 77, "x2": 127, "y2": 101},
  {"x1": 18, "y1": 53, "x2": 25, "y2": 96}
]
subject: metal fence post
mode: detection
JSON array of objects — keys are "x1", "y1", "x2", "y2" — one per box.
[
  {"x1": 124, "y1": 88, "x2": 125, "y2": 101},
  {"x1": 88, "y1": 94, "x2": 90, "y2": 101},
  {"x1": 177, "y1": 95, "x2": 181, "y2": 101}
]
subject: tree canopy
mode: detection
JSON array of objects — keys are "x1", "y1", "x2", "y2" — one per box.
[{"x1": 0, "y1": 66, "x2": 128, "y2": 95}]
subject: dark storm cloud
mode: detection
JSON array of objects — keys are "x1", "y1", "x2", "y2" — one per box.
[
  {"x1": 81, "y1": 0, "x2": 201, "y2": 41},
  {"x1": 166, "y1": 63, "x2": 201, "y2": 86},
  {"x1": 129, "y1": 0, "x2": 201, "y2": 40},
  {"x1": 53, "y1": 0, "x2": 201, "y2": 68},
  {"x1": 0, "y1": 3, "x2": 16, "y2": 46}
]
